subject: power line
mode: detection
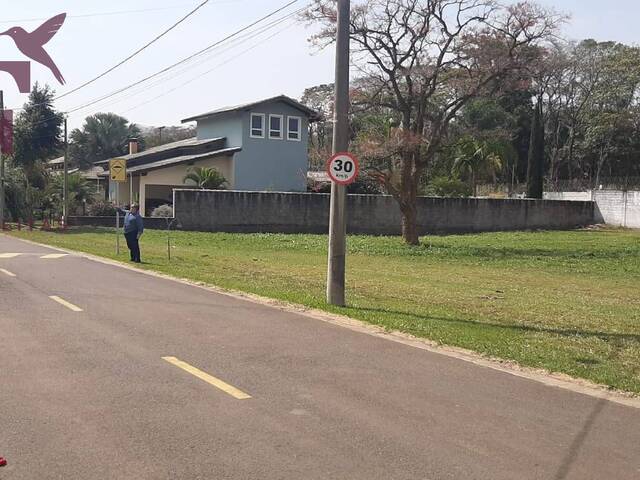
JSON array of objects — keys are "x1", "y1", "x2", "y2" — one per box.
[
  {"x1": 82, "y1": 7, "x2": 305, "y2": 116},
  {"x1": 44, "y1": 0, "x2": 211, "y2": 103},
  {"x1": 71, "y1": 9, "x2": 300, "y2": 113},
  {"x1": 17, "y1": 1, "x2": 302, "y2": 129},
  {"x1": 0, "y1": 3, "x2": 238, "y2": 25},
  {"x1": 9, "y1": 0, "x2": 238, "y2": 111},
  {"x1": 122, "y1": 21, "x2": 298, "y2": 115},
  {"x1": 64, "y1": 0, "x2": 300, "y2": 115}
]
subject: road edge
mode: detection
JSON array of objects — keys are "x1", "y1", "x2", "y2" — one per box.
[{"x1": 5, "y1": 233, "x2": 640, "y2": 409}]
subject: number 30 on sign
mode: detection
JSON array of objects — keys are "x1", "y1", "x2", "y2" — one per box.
[{"x1": 326, "y1": 152, "x2": 359, "y2": 185}]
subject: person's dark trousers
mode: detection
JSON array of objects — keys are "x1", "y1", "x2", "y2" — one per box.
[{"x1": 124, "y1": 231, "x2": 141, "y2": 262}]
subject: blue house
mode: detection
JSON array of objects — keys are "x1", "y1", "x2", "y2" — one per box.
[
  {"x1": 182, "y1": 95, "x2": 320, "y2": 192},
  {"x1": 98, "y1": 95, "x2": 320, "y2": 215}
]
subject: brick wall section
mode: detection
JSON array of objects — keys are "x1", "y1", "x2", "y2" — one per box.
[{"x1": 172, "y1": 190, "x2": 594, "y2": 235}]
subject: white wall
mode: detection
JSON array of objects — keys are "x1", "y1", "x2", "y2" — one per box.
[
  {"x1": 544, "y1": 192, "x2": 591, "y2": 202},
  {"x1": 544, "y1": 190, "x2": 640, "y2": 228}
]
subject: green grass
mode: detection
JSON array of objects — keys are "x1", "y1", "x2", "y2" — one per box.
[{"x1": 8, "y1": 227, "x2": 640, "y2": 394}]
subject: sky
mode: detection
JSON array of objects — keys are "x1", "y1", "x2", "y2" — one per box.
[{"x1": 0, "y1": 0, "x2": 638, "y2": 131}]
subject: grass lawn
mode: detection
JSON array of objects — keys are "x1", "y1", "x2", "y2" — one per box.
[{"x1": 7, "y1": 227, "x2": 640, "y2": 394}]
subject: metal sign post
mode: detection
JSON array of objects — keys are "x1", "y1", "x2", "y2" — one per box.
[
  {"x1": 110, "y1": 158, "x2": 127, "y2": 255},
  {"x1": 63, "y1": 117, "x2": 68, "y2": 228},
  {"x1": 0, "y1": 91, "x2": 4, "y2": 230},
  {"x1": 116, "y1": 183, "x2": 120, "y2": 254}
]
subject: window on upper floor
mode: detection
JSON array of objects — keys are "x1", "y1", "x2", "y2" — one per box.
[
  {"x1": 250, "y1": 113, "x2": 265, "y2": 138},
  {"x1": 269, "y1": 114, "x2": 283, "y2": 140},
  {"x1": 287, "y1": 116, "x2": 302, "y2": 141}
]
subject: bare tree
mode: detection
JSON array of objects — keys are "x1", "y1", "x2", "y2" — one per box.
[{"x1": 304, "y1": 0, "x2": 563, "y2": 244}]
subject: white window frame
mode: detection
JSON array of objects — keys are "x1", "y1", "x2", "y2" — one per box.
[
  {"x1": 269, "y1": 114, "x2": 284, "y2": 140},
  {"x1": 250, "y1": 113, "x2": 265, "y2": 139},
  {"x1": 287, "y1": 116, "x2": 302, "y2": 142}
]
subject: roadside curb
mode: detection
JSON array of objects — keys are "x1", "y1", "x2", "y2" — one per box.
[{"x1": 5, "y1": 233, "x2": 640, "y2": 409}]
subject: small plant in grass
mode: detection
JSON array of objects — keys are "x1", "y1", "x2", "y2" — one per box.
[{"x1": 151, "y1": 204, "x2": 178, "y2": 260}]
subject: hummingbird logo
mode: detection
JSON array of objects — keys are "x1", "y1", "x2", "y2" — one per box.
[{"x1": 0, "y1": 13, "x2": 66, "y2": 87}]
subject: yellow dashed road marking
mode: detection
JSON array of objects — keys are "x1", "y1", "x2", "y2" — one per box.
[
  {"x1": 0, "y1": 253, "x2": 21, "y2": 258},
  {"x1": 162, "y1": 356, "x2": 252, "y2": 400},
  {"x1": 49, "y1": 296, "x2": 83, "y2": 312},
  {"x1": 40, "y1": 254, "x2": 68, "y2": 259},
  {"x1": 0, "y1": 268, "x2": 16, "y2": 277}
]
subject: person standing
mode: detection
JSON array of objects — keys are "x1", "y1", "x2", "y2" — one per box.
[{"x1": 123, "y1": 203, "x2": 144, "y2": 263}]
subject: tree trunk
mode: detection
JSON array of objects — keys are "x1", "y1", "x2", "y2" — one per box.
[
  {"x1": 472, "y1": 170, "x2": 477, "y2": 197},
  {"x1": 398, "y1": 156, "x2": 420, "y2": 246},
  {"x1": 527, "y1": 100, "x2": 545, "y2": 199},
  {"x1": 400, "y1": 197, "x2": 419, "y2": 245}
]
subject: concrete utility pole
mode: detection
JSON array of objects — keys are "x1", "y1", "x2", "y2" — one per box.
[
  {"x1": 326, "y1": 0, "x2": 351, "y2": 306},
  {"x1": 0, "y1": 90, "x2": 4, "y2": 231},
  {"x1": 63, "y1": 116, "x2": 69, "y2": 225}
]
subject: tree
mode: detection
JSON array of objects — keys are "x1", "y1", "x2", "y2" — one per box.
[
  {"x1": 69, "y1": 113, "x2": 142, "y2": 169},
  {"x1": 13, "y1": 83, "x2": 63, "y2": 185},
  {"x1": 534, "y1": 39, "x2": 640, "y2": 188},
  {"x1": 142, "y1": 125, "x2": 196, "y2": 149},
  {"x1": 301, "y1": 84, "x2": 334, "y2": 170},
  {"x1": 183, "y1": 167, "x2": 228, "y2": 189},
  {"x1": 305, "y1": 0, "x2": 562, "y2": 244},
  {"x1": 48, "y1": 172, "x2": 96, "y2": 214},
  {"x1": 453, "y1": 95, "x2": 524, "y2": 191},
  {"x1": 527, "y1": 100, "x2": 545, "y2": 198},
  {"x1": 453, "y1": 138, "x2": 503, "y2": 196},
  {"x1": 2, "y1": 160, "x2": 28, "y2": 221}
]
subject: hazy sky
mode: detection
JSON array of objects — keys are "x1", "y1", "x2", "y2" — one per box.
[{"x1": 0, "y1": 0, "x2": 638, "y2": 131}]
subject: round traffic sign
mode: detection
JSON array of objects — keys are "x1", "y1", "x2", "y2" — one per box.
[{"x1": 326, "y1": 152, "x2": 359, "y2": 185}]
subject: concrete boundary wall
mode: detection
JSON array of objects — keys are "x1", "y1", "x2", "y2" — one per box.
[
  {"x1": 545, "y1": 190, "x2": 640, "y2": 228},
  {"x1": 173, "y1": 190, "x2": 594, "y2": 235},
  {"x1": 68, "y1": 216, "x2": 169, "y2": 230}
]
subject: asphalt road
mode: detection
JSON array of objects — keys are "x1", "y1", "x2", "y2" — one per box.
[{"x1": 0, "y1": 234, "x2": 638, "y2": 479}]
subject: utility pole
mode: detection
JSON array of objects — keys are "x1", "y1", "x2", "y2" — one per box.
[
  {"x1": 63, "y1": 116, "x2": 69, "y2": 226},
  {"x1": 158, "y1": 126, "x2": 165, "y2": 145},
  {"x1": 0, "y1": 90, "x2": 4, "y2": 231},
  {"x1": 326, "y1": 0, "x2": 351, "y2": 306}
]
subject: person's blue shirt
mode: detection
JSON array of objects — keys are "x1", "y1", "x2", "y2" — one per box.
[{"x1": 123, "y1": 210, "x2": 144, "y2": 235}]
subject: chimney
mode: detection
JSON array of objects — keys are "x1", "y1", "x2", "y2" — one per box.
[{"x1": 128, "y1": 138, "x2": 139, "y2": 155}]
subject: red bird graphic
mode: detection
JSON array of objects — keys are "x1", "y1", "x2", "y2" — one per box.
[{"x1": 0, "y1": 13, "x2": 66, "y2": 85}]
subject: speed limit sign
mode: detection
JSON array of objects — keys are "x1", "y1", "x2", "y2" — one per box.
[{"x1": 326, "y1": 152, "x2": 359, "y2": 185}]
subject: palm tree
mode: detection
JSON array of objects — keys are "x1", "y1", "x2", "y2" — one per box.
[
  {"x1": 453, "y1": 139, "x2": 503, "y2": 197},
  {"x1": 69, "y1": 113, "x2": 142, "y2": 169},
  {"x1": 48, "y1": 173, "x2": 96, "y2": 215},
  {"x1": 183, "y1": 167, "x2": 228, "y2": 190}
]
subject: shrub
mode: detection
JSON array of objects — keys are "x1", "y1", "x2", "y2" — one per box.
[
  {"x1": 348, "y1": 175, "x2": 384, "y2": 194},
  {"x1": 87, "y1": 200, "x2": 117, "y2": 216},
  {"x1": 307, "y1": 175, "x2": 384, "y2": 194},
  {"x1": 424, "y1": 176, "x2": 472, "y2": 198},
  {"x1": 151, "y1": 204, "x2": 174, "y2": 218}
]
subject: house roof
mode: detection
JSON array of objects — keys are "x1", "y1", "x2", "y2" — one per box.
[
  {"x1": 79, "y1": 165, "x2": 106, "y2": 180},
  {"x1": 94, "y1": 137, "x2": 224, "y2": 166},
  {"x1": 181, "y1": 95, "x2": 321, "y2": 123},
  {"x1": 47, "y1": 156, "x2": 65, "y2": 165},
  {"x1": 99, "y1": 147, "x2": 241, "y2": 175},
  {"x1": 49, "y1": 164, "x2": 106, "y2": 181}
]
